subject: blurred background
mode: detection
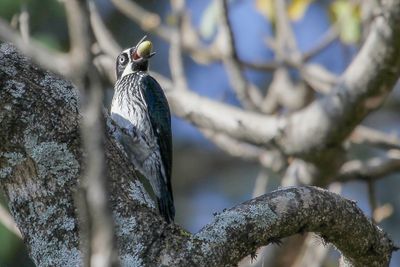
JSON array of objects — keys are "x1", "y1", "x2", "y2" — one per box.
[{"x1": 0, "y1": 0, "x2": 399, "y2": 266}]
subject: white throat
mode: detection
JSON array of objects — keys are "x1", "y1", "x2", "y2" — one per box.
[{"x1": 121, "y1": 62, "x2": 135, "y2": 79}]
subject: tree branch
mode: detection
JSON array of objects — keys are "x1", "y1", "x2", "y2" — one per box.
[
  {"x1": 62, "y1": 1, "x2": 120, "y2": 266},
  {"x1": 169, "y1": 0, "x2": 189, "y2": 91},
  {"x1": 302, "y1": 25, "x2": 338, "y2": 62},
  {"x1": 337, "y1": 150, "x2": 400, "y2": 182},
  {"x1": 111, "y1": 0, "x2": 171, "y2": 41},
  {"x1": 351, "y1": 125, "x2": 400, "y2": 151},
  {"x1": 218, "y1": 0, "x2": 262, "y2": 110},
  {"x1": 0, "y1": 43, "x2": 160, "y2": 266},
  {"x1": 173, "y1": 186, "x2": 394, "y2": 267},
  {"x1": 88, "y1": 0, "x2": 121, "y2": 58}
]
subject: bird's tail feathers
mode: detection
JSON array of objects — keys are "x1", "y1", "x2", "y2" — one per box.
[{"x1": 157, "y1": 190, "x2": 175, "y2": 223}]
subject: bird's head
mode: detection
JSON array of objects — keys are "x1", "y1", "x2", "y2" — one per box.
[{"x1": 116, "y1": 35, "x2": 156, "y2": 80}]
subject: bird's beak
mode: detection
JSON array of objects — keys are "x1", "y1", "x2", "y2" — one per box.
[{"x1": 131, "y1": 35, "x2": 156, "y2": 62}]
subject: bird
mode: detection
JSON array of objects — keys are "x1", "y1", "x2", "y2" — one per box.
[{"x1": 110, "y1": 36, "x2": 175, "y2": 223}]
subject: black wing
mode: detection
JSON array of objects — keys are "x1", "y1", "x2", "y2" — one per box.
[{"x1": 140, "y1": 74, "x2": 174, "y2": 221}]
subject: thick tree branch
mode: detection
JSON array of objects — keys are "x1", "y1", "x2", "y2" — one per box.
[
  {"x1": 201, "y1": 129, "x2": 286, "y2": 172},
  {"x1": 0, "y1": 43, "x2": 162, "y2": 266},
  {"x1": 171, "y1": 186, "x2": 394, "y2": 267},
  {"x1": 166, "y1": 88, "x2": 279, "y2": 146}
]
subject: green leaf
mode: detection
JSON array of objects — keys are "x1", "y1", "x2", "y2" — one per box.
[
  {"x1": 288, "y1": 0, "x2": 313, "y2": 21},
  {"x1": 255, "y1": 0, "x2": 275, "y2": 22},
  {"x1": 331, "y1": 0, "x2": 361, "y2": 44},
  {"x1": 255, "y1": 0, "x2": 314, "y2": 23}
]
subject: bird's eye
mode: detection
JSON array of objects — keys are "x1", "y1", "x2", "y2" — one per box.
[{"x1": 119, "y1": 55, "x2": 127, "y2": 65}]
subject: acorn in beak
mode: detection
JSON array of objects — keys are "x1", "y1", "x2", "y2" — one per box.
[{"x1": 132, "y1": 36, "x2": 156, "y2": 62}]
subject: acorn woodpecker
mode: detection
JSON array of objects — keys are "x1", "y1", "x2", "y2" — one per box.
[{"x1": 111, "y1": 36, "x2": 175, "y2": 223}]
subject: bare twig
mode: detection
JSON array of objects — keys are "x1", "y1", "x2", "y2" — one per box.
[
  {"x1": 64, "y1": 0, "x2": 92, "y2": 78},
  {"x1": 169, "y1": 0, "x2": 189, "y2": 91},
  {"x1": 88, "y1": 0, "x2": 120, "y2": 58},
  {"x1": 111, "y1": 0, "x2": 280, "y2": 74},
  {"x1": 201, "y1": 129, "x2": 264, "y2": 161},
  {"x1": 241, "y1": 55, "x2": 302, "y2": 71},
  {"x1": 111, "y1": 0, "x2": 171, "y2": 41},
  {"x1": 274, "y1": 0, "x2": 300, "y2": 59},
  {"x1": 300, "y1": 63, "x2": 338, "y2": 94},
  {"x1": 240, "y1": 60, "x2": 280, "y2": 71},
  {"x1": 18, "y1": 5, "x2": 30, "y2": 44},
  {"x1": 80, "y1": 70, "x2": 119, "y2": 267},
  {"x1": 109, "y1": 0, "x2": 317, "y2": 80},
  {"x1": 218, "y1": 0, "x2": 262, "y2": 110},
  {"x1": 351, "y1": 125, "x2": 400, "y2": 150},
  {"x1": 373, "y1": 203, "x2": 394, "y2": 223},
  {"x1": 10, "y1": 14, "x2": 18, "y2": 29},
  {"x1": 302, "y1": 25, "x2": 339, "y2": 61},
  {"x1": 337, "y1": 150, "x2": 400, "y2": 182},
  {"x1": 281, "y1": 159, "x2": 321, "y2": 186},
  {"x1": 260, "y1": 0, "x2": 310, "y2": 114},
  {"x1": 252, "y1": 168, "x2": 270, "y2": 198},
  {"x1": 106, "y1": 0, "x2": 219, "y2": 76},
  {"x1": 63, "y1": 1, "x2": 119, "y2": 266}
]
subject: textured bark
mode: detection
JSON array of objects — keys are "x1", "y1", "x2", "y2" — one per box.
[
  {"x1": 182, "y1": 186, "x2": 394, "y2": 267},
  {"x1": 0, "y1": 44, "x2": 396, "y2": 266},
  {"x1": 0, "y1": 43, "x2": 161, "y2": 266}
]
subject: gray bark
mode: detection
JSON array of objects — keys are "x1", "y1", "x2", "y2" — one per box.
[{"x1": 0, "y1": 43, "x2": 396, "y2": 266}]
